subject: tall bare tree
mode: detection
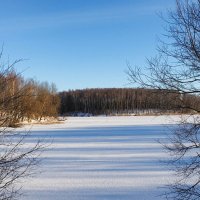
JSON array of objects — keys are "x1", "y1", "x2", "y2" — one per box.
[
  {"x1": 128, "y1": 0, "x2": 200, "y2": 199},
  {"x1": 0, "y1": 56, "x2": 43, "y2": 200}
]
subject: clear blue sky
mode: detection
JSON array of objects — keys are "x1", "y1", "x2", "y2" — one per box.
[{"x1": 0, "y1": 0, "x2": 174, "y2": 91}]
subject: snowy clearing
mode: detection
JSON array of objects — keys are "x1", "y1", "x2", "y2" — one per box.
[{"x1": 17, "y1": 116, "x2": 181, "y2": 200}]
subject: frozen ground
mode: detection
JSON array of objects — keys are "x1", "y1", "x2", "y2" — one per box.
[{"x1": 18, "y1": 116, "x2": 180, "y2": 200}]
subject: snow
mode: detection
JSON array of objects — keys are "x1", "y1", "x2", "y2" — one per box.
[{"x1": 18, "y1": 116, "x2": 180, "y2": 200}]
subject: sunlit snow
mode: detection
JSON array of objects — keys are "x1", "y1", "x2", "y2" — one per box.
[{"x1": 17, "y1": 116, "x2": 180, "y2": 200}]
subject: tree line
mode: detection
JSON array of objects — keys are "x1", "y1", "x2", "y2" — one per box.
[
  {"x1": 59, "y1": 88, "x2": 198, "y2": 115},
  {"x1": 0, "y1": 67, "x2": 60, "y2": 127}
]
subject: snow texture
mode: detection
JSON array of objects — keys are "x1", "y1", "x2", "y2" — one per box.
[{"x1": 17, "y1": 116, "x2": 180, "y2": 200}]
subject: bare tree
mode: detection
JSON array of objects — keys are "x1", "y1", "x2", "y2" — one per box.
[
  {"x1": 128, "y1": 0, "x2": 200, "y2": 199},
  {"x1": 0, "y1": 56, "x2": 43, "y2": 200}
]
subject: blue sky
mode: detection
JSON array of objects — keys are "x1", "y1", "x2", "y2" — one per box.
[{"x1": 0, "y1": 0, "x2": 174, "y2": 91}]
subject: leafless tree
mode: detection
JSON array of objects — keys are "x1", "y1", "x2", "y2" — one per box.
[
  {"x1": 0, "y1": 55, "x2": 43, "y2": 200},
  {"x1": 128, "y1": 0, "x2": 200, "y2": 199}
]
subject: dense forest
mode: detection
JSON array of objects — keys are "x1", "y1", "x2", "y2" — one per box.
[
  {"x1": 59, "y1": 88, "x2": 199, "y2": 115},
  {"x1": 0, "y1": 69, "x2": 60, "y2": 126},
  {"x1": 3, "y1": 69, "x2": 198, "y2": 123}
]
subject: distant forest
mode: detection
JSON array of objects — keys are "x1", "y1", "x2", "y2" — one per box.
[{"x1": 59, "y1": 88, "x2": 199, "y2": 115}]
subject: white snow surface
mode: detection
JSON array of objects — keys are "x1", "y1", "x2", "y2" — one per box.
[{"x1": 17, "y1": 116, "x2": 181, "y2": 200}]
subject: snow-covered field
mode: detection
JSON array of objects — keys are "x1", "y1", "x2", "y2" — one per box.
[{"x1": 18, "y1": 116, "x2": 180, "y2": 200}]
